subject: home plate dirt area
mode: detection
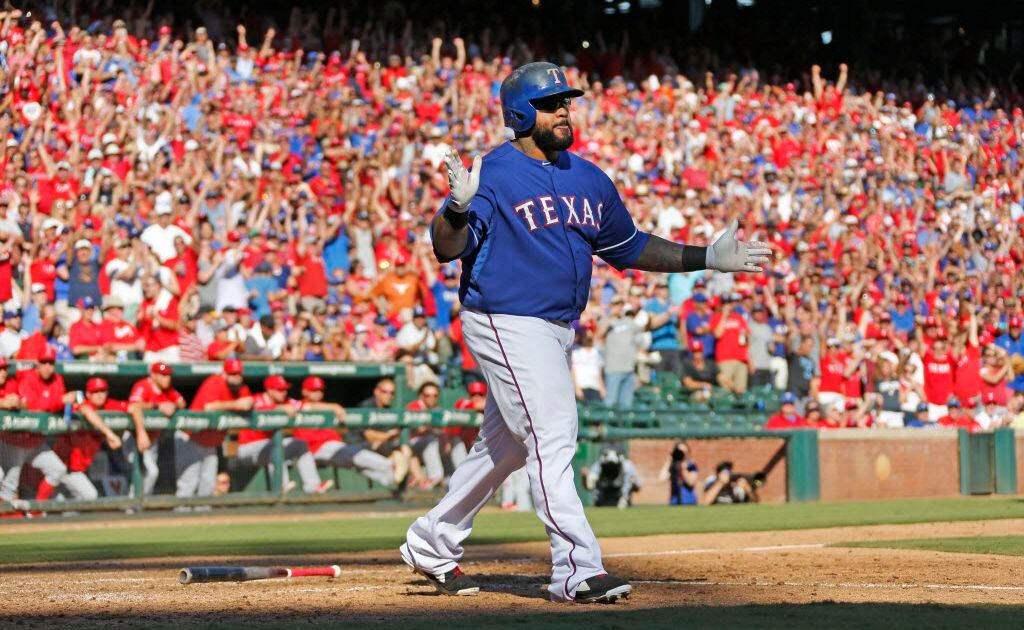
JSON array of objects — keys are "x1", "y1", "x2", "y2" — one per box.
[{"x1": 3, "y1": 520, "x2": 1023, "y2": 627}]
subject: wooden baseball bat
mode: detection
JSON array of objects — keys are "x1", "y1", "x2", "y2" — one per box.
[{"x1": 179, "y1": 565, "x2": 342, "y2": 584}]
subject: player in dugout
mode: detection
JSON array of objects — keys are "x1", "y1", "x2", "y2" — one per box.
[
  {"x1": 51, "y1": 377, "x2": 125, "y2": 501},
  {"x1": 126, "y1": 362, "x2": 187, "y2": 495},
  {"x1": 180, "y1": 359, "x2": 254, "y2": 498},
  {"x1": 235, "y1": 375, "x2": 333, "y2": 494},
  {"x1": 292, "y1": 376, "x2": 404, "y2": 489}
]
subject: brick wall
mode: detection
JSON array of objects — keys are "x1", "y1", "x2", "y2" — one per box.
[
  {"x1": 624, "y1": 429, "x2": 971, "y2": 505},
  {"x1": 627, "y1": 438, "x2": 788, "y2": 505},
  {"x1": 818, "y1": 430, "x2": 961, "y2": 500}
]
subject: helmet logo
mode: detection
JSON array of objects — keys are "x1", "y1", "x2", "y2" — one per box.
[{"x1": 547, "y1": 68, "x2": 562, "y2": 84}]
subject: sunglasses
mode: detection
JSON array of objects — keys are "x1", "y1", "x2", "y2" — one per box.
[{"x1": 531, "y1": 95, "x2": 571, "y2": 112}]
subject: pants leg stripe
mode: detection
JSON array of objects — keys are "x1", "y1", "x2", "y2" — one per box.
[{"x1": 487, "y1": 314, "x2": 578, "y2": 601}]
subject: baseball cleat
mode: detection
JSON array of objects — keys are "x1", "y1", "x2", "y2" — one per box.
[
  {"x1": 401, "y1": 553, "x2": 479, "y2": 596},
  {"x1": 573, "y1": 574, "x2": 632, "y2": 603}
]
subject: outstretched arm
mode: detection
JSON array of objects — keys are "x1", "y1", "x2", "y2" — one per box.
[
  {"x1": 432, "y1": 149, "x2": 482, "y2": 262},
  {"x1": 630, "y1": 221, "x2": 771, "y2": 274}
]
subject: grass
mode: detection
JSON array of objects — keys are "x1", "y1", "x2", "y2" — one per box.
[
  {"x1": 841, "y1": 535, "x2": 1024, "y2": 557},
  {"x1": 3, "y1": 496, "x2": 1024, "y2": 565}
]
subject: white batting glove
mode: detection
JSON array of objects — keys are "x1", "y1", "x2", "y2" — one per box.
[
  {"x1": 445, "y1": 149, "x2": 482, "y2": 213},
  {"x1": 705, "y1": 220, "x2": 773, "y2": 273}
]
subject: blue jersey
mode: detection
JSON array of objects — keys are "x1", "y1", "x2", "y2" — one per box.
[{"x1": 432, "y1": 142, "x2": 650, "y2": 321}]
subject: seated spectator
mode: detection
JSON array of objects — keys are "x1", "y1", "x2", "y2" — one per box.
[
  {"x1": 765, "y1": 392, "x2": 816, "y2": 430},
  {"x1": 681, "y1": 339, "x2": 716, "y2": 402},
  {"x1": 906, "y1": 402, "x2": 932, "y2": 428},
  {"x1": 69, "y1": 298, "x2": 104, "y2": 360},
  {"x1": 975, "y1": 391, "x2": 1009, "y2": 429},
  {"x1": 937, "y1": 398, "x2": 982, "y2": 432}
]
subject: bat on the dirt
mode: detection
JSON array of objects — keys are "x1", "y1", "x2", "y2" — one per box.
[{"x1": 179, "y1": 565, "x2": 342, "y2": 584}]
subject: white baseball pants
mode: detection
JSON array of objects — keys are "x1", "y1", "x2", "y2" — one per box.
[{"x1": 402, "y1": 309, "x2": 605, "y2": 601}]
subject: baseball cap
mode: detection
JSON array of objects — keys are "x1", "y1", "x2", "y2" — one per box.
[
  {"x1": 150, "y1": 362, "x2": 174, "y2": 376},
  {"x1": 77, "y1": 296, "x2": 96, "y2": 309},
  {"x1": 302, "y1": 376, "x2": 325, "y2": 391},
  {"x1": 947, "y1": 397, "x2": 961, "y2": 408},
  {"x1": 0, "y1": 356, "x2": 8, "y2": 369},
  {"x1": 916, "y1": 403, "x2": 929, "y2": 413},
  {"x1": 1010, "y1": 316, "x2": 1023, "y2": 328},
  {"x1": 983, "y1": 391, "x2": 998, "y2": 405},
  {"x1": 103, "y1": 295, "x2": 125, "y2": 310},
  {"x1": 689, "y1": 339, "x2": 704, "y2": 353},
  {"x1": 3, "y1": 309, "x2": 21, "y2": 320},
  {"x1": 86, "y1": 377, "x2": 109, "y2": 393},
  {"x1": 780, "y1": 392, "x2": 797, "y2": 405},
  {"x1": 693, "y1": 293, "x2": 708, "y2": 303},
  {"x1": 38, "y1": 346, "x2": 58, "y2": 362},
  {"x1": 468, "y1": 381, "x2": 487, "y2": 396},
  {"x1": 879, "y1": 312, "x2": 892, "y2": 322},
  {"x1": 30, "y1": 283, "x2": 46, "y2": 294},
  {"x1": 75, "y1": 239, "x2": 93, "y2": 251},
  {"x1": 223, "y1": 359, "x2": 243, "y2": 375},
  {"x1": 264, "y1": 375, "x2": 290, "y2": 391},
  {"x1": 412, "y1": 305, "x2": 426, "y2": 318},
  {"x1": 845, "y1": 399, "x2": 860, "y2": 410}
]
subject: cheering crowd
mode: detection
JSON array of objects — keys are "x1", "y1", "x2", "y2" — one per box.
[{"x1": 0, "y1": 7, "x2": 1019, "y2": 454}]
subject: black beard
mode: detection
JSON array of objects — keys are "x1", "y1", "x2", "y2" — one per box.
[{"x1": 532, "y1": 123, "x2": 574, "y2": 151}]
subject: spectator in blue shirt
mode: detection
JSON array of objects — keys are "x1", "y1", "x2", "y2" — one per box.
[
  {"x1": 995, "y1": 316, "x2": 1024, "y2": 392},
  {"x1": 645, "y1": 280, "x2": 682, "y2": 375},
  {"x1": 685, "y1": 293, "x2": 715, "y2": 358}
]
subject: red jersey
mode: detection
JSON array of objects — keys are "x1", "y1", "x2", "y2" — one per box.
[
  {"x1": 922, "y1": 351, "x2": 956, "y2": 405},
  {"x1": 237, "y1": 393, "x2": 301, "y2": 444},
  {"x1": 291, "y1": 426, "x2": 343, "y2": 456},
  {"x1": 296, "y1": 251, "x2": 328, "y2": 297},
  {"x1": 100, "y1": 318, "x2": 141, "y2": 346},
  {"x1": 938, "y1": 414, "x2": 981, "y2": 433},
  {"x1": 53, "y1": 399, "x2": 128, "y2": 472},
  {"x1": 188, "y1": 374, "x2": 252, "y2": 447},
  {"x1": 442, "y1": 397, "x2": 481, "y2": 445},
  {"x1": 128, "y1": 377, "x2": 185, "y2": 441},
  {"x1": 137, "y1": 295, "x2": 180, "y2": 351},
  {"x1": 819, "y1": 352, "x2": 847, "y2": 394},
  {"x1": 953, "y1": 345, "x2": 982, "y2": 402},
  {"x1": 3, "y1": 369, "x2": 67, "y2": 449},
  {"x1": 765, "y1": 412, "x2": 816, "y2": 430},
  {"x1": 69, "y1": 319, "x2": 104, "y2": 357},
  {"x1": 710, "y1": 312, "x2": 750, "y2": 363}
]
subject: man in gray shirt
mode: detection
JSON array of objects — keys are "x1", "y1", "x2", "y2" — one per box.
[
  {"x1": 600, "y1": 297, "x2": 644, "y2": 407},
  {"x1": 748, "y1": 304, "x2": 774, "y2": 388}
]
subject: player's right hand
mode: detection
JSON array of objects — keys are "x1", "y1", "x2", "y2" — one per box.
[
  {"x1": 445, "y1": 149, "x2": 482, "y2": 213},
  {"x1": 136, "y1": 430, "x2": 151, "y2": 452}
]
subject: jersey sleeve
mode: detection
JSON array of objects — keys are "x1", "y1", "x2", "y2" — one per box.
[
  {"x1": 429, "y1": 188, "x2": 495, "y2": 263},
  {"x1": 593, "y1": 177, "x2": 651, "y2": 271}
]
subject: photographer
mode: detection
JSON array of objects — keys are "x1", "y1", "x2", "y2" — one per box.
[
  {"x1": 584, "y1": 446, "x2": 642, "y2": 509},
  {"x1": 660, "y1": 441, "x2": 700, "y2": 505},
  {"x1": 701, "y1": 461, "x2": 761, "y2": 505}
]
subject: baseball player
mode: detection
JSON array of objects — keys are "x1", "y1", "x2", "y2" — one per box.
[
  {"x1": 181, "y1": 359, "x2": 254, "y2": 498},
  {"x1": 448, "y1": 381, "x2": 486, "y2": 470},
  {"x1": 401, "y1": 62, "x2": 771, "y2": 602},
  {"x1": 125, "y1": 362, "x2": 186, "y2": 495},
  {"x1": 291, "y1": 376, "x2": 400, "y2": 488},
  {"x1": 235, "y1": 375, "x2": 333, "y2": 494},
  {"x1": 0, "y1": 348, "x2": 94, "y2": 502},
  {"x1": 52, "y1": 377, "x2": 125, "y2": 499}
]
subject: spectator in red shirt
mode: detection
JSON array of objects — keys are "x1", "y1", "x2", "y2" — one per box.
[
  {"x1": 922, "y1": 336, "x2": 956, "y2": 422},
  {"x1": 234, "y1": 375, "x2": 332, "y2": 494},
  {"x1": 137, "y1": 275, "x2": 181, "y2": 363},
  {"x1": 937, "y1": 398, "x2": 981, "y2": 432},
  {"x1": 126, "y1": 362, "x2": 186, "y2": 496},
  {"x1": 710, "y1": 296, "x2": 750, "y2": 394},
  {"x1": 52, "y1": 377, "x2": 125, "y2": 499},
  {"x1": 69, "y1": 297, "x2": 105, "y2": 360},
  {"x1": 817, "y1": 337, "x2": 848, "y2": 412},
  {"x1": 177, "y1": 359, "x2": 254, "y2": 498},
  {"x1": 99, "y1": 296, "x2": 145, "y2": 360},
  {"x1": 294, "y1": 232, "x2": 330, "y2": 313},
  {"x1": 765, "y1": 392, "x2": 816, "y2": 430},
  {"x1": 292, "y1": 376, "x2": 399, "y2": 488}
]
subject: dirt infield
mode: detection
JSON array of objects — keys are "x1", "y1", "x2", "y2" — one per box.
[{"x1": 3, "y1": 518, "x2": 1023, "y2": 627}]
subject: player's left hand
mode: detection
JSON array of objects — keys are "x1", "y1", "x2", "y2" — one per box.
[
  {"x1": 705, "y1": 220, "x2": 772, "y2": 273},
  {"x1": 445, "y1": 149, "x2": 482, "y2": 212}
]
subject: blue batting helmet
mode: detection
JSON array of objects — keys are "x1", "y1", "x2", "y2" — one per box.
[{"x1": 500, "y1": 62, "x2": 584, "y2": 134}]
